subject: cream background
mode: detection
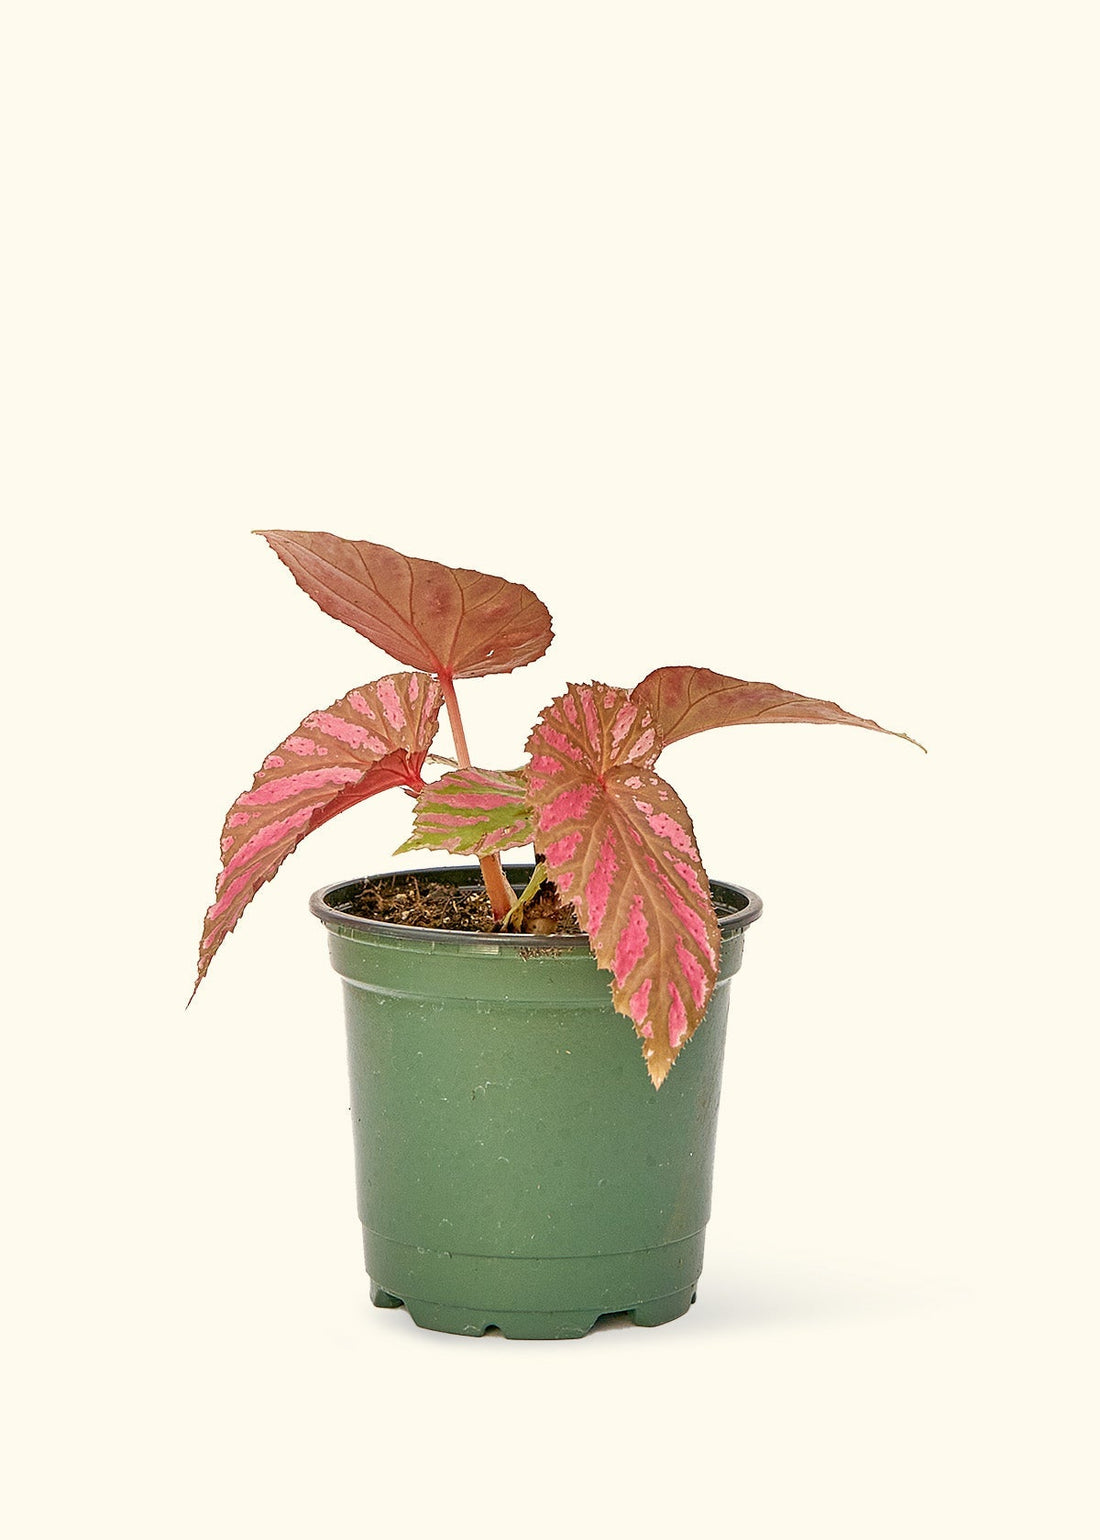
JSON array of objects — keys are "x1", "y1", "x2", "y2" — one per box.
[{"x1": 2, "y1": 4, "x2": 1096, "y2": 1537}]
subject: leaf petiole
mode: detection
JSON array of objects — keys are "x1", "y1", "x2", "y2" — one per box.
[{"x1": 438, "y1": 672, "x2": 517, "y2": 921}]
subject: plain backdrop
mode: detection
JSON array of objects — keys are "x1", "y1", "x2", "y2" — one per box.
[{"x1": 2, "y1": 4, "x2": 1097, "y2": 1537}]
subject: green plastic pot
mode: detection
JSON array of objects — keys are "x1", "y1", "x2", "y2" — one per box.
[{"x1": 310, "y1": 865, "x2": 762, "y2": 1339}]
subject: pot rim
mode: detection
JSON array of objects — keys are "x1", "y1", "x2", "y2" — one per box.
[{"x1": 309, "y1": 863, "x2": 762, "y2": 950}]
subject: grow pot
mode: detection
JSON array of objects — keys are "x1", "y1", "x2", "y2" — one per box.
[{"x1": 310, "y1": 864, "x2": 762, "y2": 1339}]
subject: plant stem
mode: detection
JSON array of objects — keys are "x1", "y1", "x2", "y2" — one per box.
[
  {"x1": 439, "y1": 673, "x2": 472, "y2": 767},
  {"x1": 439, "y1": 673, "x2": 516, "y2": 921}
]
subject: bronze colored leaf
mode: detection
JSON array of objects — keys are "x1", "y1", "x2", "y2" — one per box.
[
  {"x1": 256, "y1": 530, "x2": 553, "y2": 680},
  {"x1": 633, "y1": 665, "x2": 924, "y2": 750}
]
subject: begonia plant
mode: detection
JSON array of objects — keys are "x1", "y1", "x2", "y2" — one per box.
[{"x1": 194, "y1": 532, "x2": 921, "y2": 1086}]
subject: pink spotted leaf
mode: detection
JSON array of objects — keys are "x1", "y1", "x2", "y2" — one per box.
[
  {"x1": 192, "y1": 672, "x2": 443, "y2": 998},
  {"x1": 633, "y1": 665, "x2": 924, "y2": 751},
  {"x1": 396, "y1": 767, "x2": 536, "y2": 859},
  {"x1": 256, "y1": 530, "x2": 554, "y2": 680},
  {"x1": 526, "y1": 683, "x2": 721, "y2": 1088}
]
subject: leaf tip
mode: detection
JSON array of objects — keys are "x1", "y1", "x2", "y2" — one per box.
[
  {"x1": 645, "y1": 1054, "x2": 670, "y2": 1090},
  {"x1": 252, "y1": 528, "x2": 294, "y2": 551}
]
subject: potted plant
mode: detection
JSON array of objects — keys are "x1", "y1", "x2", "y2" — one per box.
[{"x1": 193, "y1": 530, "x2": 921, "y2": 1338}]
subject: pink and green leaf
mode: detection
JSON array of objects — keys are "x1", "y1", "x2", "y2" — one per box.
[
  {"x1": 525, "y1": 683, "x2": 720, "y2": 1089},
  {"x1": 255, "y1": 530, "x2": 554, "y2": 681},
  {"x1": 633, "y1": 665, "x2": 924, "y2": 750},
  {"x1": 396, "y1": 767, "x2": 536, "y2": 859},
  {"x1": 192, "y1": 672, "x2": 443, "y2": 998}
]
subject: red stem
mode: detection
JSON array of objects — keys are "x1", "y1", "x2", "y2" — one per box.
[
  {"x1": 439, "y1": 673, "x2": 516, "y2": 921},
  {"x1": 440, "y1": 674, "x2": 472, "y2": 767}
]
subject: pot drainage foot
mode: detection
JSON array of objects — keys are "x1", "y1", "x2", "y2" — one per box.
[
  {"x1": 369, "y1": 1280, "x2": 405, "y2": 1310},
  {"x1": 627, "y1": 1284, "x2": 697, "y2": 1328},
  {"x1": 399, "y1": 1298, "x2": 601, "y2": 1339}
]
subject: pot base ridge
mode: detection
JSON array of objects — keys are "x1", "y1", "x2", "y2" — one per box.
[
  {"x1": 363, "y1": 1227, "x2": 707, "y2": 1338},
  {"x1": 369, "y1": 1277, "x2": 698, "y2": 1339}
]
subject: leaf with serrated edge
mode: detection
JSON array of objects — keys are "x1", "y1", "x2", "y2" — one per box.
[
  {"x1": 255, "y1": 530, "x2": 553, "y2": 680},
  {"x1": 526, "y1": 683, "x2": 720, "y2": 1088},
  {"x1": 396, "y1": 767, "x2": 536, "y2": 858},
  {"x1": 633, "y1": 665, "x2": 924, "y2": 750},
  {"x1": 192, "y1": 672, "x2": 442, "y2": 997}
]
